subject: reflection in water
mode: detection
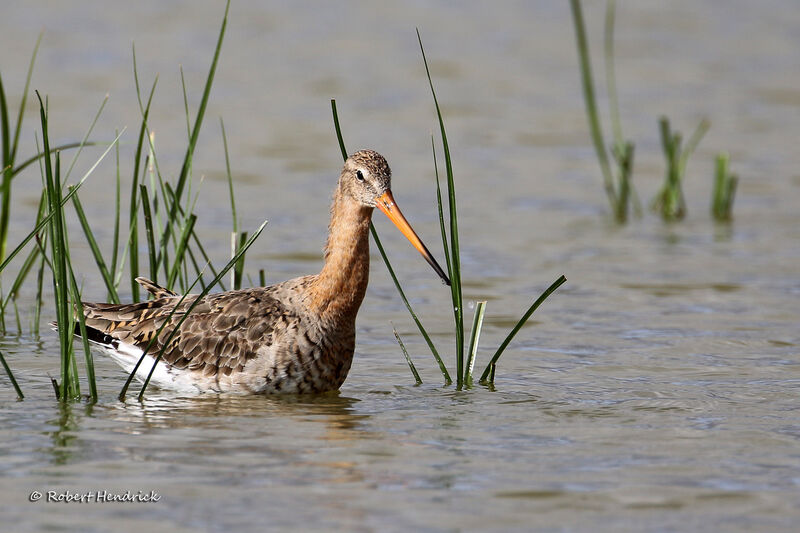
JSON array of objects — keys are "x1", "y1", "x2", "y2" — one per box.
[
  {"x1": 30, "y1": 388, "x2": 374, "y2": 485},
  {"x1": 43, "y1": 401, "x2": 95, "y2": 466},
  {"x1": 100, "y1": 392, "x2": 374, "y2": 488},
  {"x1": 108, "y1": 392, "x2": 368, "y2": 439}
]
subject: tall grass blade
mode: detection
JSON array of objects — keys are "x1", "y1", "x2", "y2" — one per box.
[
  {"x1": 160, "y1": 0, "x2": 229, "y2": 260},
  {"x1": 7, "y1": 142, "x2": 100, "y2": 180},
  {"x1": 604, "y1": 0, "x2": 623, "y2": 151},
  {"x1": 130, "y1": 53, "x2": 159, "y2": 302},
  {"x1": 678, "y1": 118, "x2": 710, "y2": 178},
  {"x1": 3, "y1": 243, "x2": 41, "y2": 306},
  {"x1": 653, "y1": 116, "x2": 708, "y2": 221},
  {"x1": 70, "y1": 188, "x2": 120, "y2": 303},
  {"x1": 163, "y1": 182, "x2": 226, "y2": 291},
  {"x1": 417, "y1": 29, "x2": 464, "y2": 387},
  {"x1": 10, "y1": 31, "x2": 43, "y2": 168},
  {"x1": 431, "y1": 137, "x2": 452, "y2": 279},
  {"x1": 109, "y1": 129, "x2": 122, "y2": 296},
  {"x1": 63, "y1": 94, "x2": 108, "y2": 181},
  {"x1": 392, "y1": 323, "x2": 422, "y2": 385},
  {"x1": 139, "y1": 184, "x2": 158, "y2": 282},
  {"x1": 330, "y1": 98, "x2": 450, "y2": 383},
  {"x1": 33, "y1": 251, "x2": 45, "y2": 336},
  {"x1": 221, "y1": 117, "x2": 245, "y2": 289},
  {"x1": 38, "y1": 103, "x2": 76, "y2": 400},
  {"x1": 654, "y1": 116, "x2": 682, "y2": 219},
  {"x1": 67, "y1": 267, "x2": 96, "y2": 400},
  {"x1": 479, "y1": 275, "x2": 567, "y2": 383},
  {"x1": 0, "y1": 79, "x2": 8, "y2": 173},
  {"x1": 330, "y1": 99, "x2": 348, "y2": 161},
  {"x1": 146, "y1": 133, "x2": 164, "y2": 242},
  {"x1": 569, "y1": 0, "x2": 617, "y2": 210},
  {"x1": 220, "y1": 118, "x2": 238, "y2": 233},
  {"x1": 0, "y1": 31, "x2": 43, "y2": 264},
  {"x1": 166, "y1": 213, "x2": 197, "y2": 290},
  {"x1": 0, "y1": 129, "x2": 124, "y2": 276},
  {"x1": 180, "y1": 66, "x2": 192, "y2": 140}
]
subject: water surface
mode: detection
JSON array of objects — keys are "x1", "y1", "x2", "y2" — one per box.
[{"x1": 1, "y1": 1, "x2": 799, "y2": 531}]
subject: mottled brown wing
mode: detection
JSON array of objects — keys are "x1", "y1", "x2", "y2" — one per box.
[{"x1": 83, "y1": 287, "x2": 287, "y2": 377}]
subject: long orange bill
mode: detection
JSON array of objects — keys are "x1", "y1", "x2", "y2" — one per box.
[{"x1": 376, "y1": 190, "x2": 451, "y2": 286}]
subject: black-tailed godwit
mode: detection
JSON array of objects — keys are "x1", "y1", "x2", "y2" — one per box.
[{"x1": 79, "y1": 150, "x2": 449, "y2": 393}]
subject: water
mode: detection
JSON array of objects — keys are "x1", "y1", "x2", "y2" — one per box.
[{"x1": 2, "y1": 1, "x2": 800, "y2": 531}]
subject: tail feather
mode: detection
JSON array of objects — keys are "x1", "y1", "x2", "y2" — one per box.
[
  {"x1": 51, "y1": 320, "x2": 121, "y2": 350},
  {"x1": 135, "y1": 277, "x2": 177, "y2": 299}
]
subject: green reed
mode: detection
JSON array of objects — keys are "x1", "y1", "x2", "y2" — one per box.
[
  {"x1": 0, "y1": 32, "x2": 42, "y2": 266},
  {"x1": 571, "y1": 0, "x2": 733, "y2": 223},
  {"x1": 569, "y1": 0, "x2": 636, "y2": 222},
  {"x1": 0, "y1": 32, "x2": 99, "y2": 332},
  {"x1": 0, "y1": 0, "x2": 268, "y2": 401},
  {"x1": 651, "y1": 116, "x2": 709, "y2": 221},
  {"x1": 157, "y1": 0, "x2": 229, "y2": 283},
  {"x1": 37, "y1": 92, "x2": 95, "y2": 401},
  {"x1": 0, "y1": 80, "x2": 120, "y2": 390},
  {"x1": 418, "y1": 31, "x2": 566, "y2": 387},
  {"x1": 711, "y1": 151, "x2": 738, "y2": 222},
  {"x1": 0, "y1": 349, "x2": 23, "y2": 399},
  {"x1": 331, "y1": 32, "x2": 566, "y2": 389},
  {"x1": 392, "y1": 323, "x2": 422, "y2": 385}
]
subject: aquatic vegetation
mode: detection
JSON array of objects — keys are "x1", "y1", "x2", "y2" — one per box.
[
  {"x1": 37, "y1": 92, "x2": 98, "y2": 401},
  {"x1": 569, "y1": 0, "x2": 636, "y2": 222},
  {"x1": 331, "y1": 31, "x2": 567, "y2": 389},
  {"x1": 4, "y1": 2, "x2": 565, "y2": 397},
  {"x1": 651, "y1": 116, "x2": 710, "y2": 221},
  {"x1": 0, "y1": 0, "x2": 273, "y2": 401},
  {"x1": 569, "y1": 0, "x2": 731, "y2": 223},
  {"x1": 0, "y1": 349, "x2": 23, "y2": 400},
  {"x1": 0, "y1": 33, "x2": 43, "y2": 269},
  {"x1": 0, "y1": 33, "x2": 100, "y2": 334},
  {"x1": 711, "y1": 151, "x2": 738, "y2": 222}
]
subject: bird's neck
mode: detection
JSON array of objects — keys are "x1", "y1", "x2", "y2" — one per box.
[{"x1": 308, "y1": 190, "x2": 373, "y2": 325}]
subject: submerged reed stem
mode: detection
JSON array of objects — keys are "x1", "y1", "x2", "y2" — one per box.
[
  {"x1": 393, "y1": 324, "x2": 422, "y2": 385},
  {"x1": 569, "y1": 0, "x2": 617, "y2": 211},
  {"x1": 0, "y1": 349, "x2": 24, "y2": 400},
  {"x1": 712, "y1": 151, "x2": 738, "y2": 222}
]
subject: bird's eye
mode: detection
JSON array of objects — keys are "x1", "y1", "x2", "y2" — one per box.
[{"x1": 356, "y1": 170, "x2": 365, "y2": 182}]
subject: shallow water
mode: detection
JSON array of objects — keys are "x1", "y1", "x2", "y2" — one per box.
[{"x1": 1, "y1": 1, "x2": 799, "y2": 531}]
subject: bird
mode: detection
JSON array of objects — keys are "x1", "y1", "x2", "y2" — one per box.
[{"x1": 77, "y1": 150, "x2": 450, "y2": 394}]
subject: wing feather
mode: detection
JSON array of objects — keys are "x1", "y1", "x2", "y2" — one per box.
[{"x1": 83, "y1": 287, "x2": 287, "y2": 378}]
